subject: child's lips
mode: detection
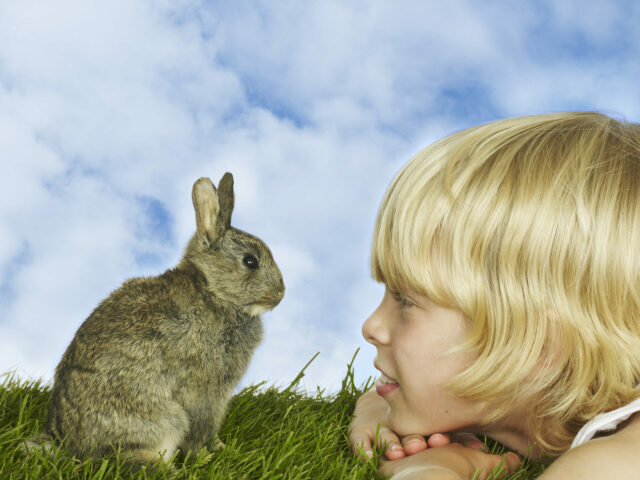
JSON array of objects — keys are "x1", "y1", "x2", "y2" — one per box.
[
  {"x1": 376, "y1": 380, "x2": 399, "y2": 396},
  {"x1": 375, "y1": 368, "x2": 399, "y2": 397}
]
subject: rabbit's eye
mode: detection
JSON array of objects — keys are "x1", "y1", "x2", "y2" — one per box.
[{"x1": 243, "y1": 254, "x2": 259, "y2": 270}]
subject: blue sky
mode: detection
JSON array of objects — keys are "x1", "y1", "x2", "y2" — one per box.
[{"x1": 1, "y1": 0, "x2": 639, "y2": 392}]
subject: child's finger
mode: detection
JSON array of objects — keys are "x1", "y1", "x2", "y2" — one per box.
[
  {"x1": 376, "y1": 428, "x2": 406, "y2": 460},
  {"x1": 349, "y1": 431, "x2": 374, "y2": 459},
  {"x1": 450, "y1": 432, "x2": 486, "y2": 451},
  {"x1": 485, "y1": 451, "x2": 522, "y2": 479},
  {"x1": 500, "y1": 452, "x2": 523, "y2": 477},
  {"x1": 349, "y1": 427, "x2": 406, "y2": 460},
  {"x1": 401, "y1": 434, "x2": 428, "y2": 454},
  {"x1": 426, "y1": 433, "x2": 450, "y2": 448}
]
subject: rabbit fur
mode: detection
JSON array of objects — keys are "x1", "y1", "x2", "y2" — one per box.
[{"x1": 46, "y1": 173, "x2": 285, "y2": 465}]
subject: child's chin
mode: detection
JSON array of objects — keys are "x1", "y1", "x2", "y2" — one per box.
[
  {"x1": 387, "y1": 410, "x2": 426, "y2": 437},
  {"x1": 388, "y1": 411, "x2": 451, "y2": 439}
]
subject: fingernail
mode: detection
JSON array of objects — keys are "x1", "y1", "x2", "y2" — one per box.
[
  {"x1": 506, "y1": 452, "x2": 521, "y2": 463},
  {"x1": 364, "y1": 449, "x2": 373, "y2": 458},
  {"x1": 405, "y1": 439, "x2": 422, "y2": 449},
  {"x1": 389, "y1": 443, "x2": 403, "y2": 451}
]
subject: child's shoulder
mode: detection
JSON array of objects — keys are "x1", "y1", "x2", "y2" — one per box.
[
  {"x1": 540, "y1": 412, "x2": 640, "y2": 479},
  {"x1": 615, "y1": 410, "x2": 640, "y2": 441},
  {"x1": 572, "y1": 396, "x2": 640, "y2": 448}
]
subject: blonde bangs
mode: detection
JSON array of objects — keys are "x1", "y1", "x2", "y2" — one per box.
[
  {"x1": 371, "y1": 135, "x2": 460, "y2": 305},
  {"x1": 371, "y1": 112, "x2": 640, "y2": 454}
]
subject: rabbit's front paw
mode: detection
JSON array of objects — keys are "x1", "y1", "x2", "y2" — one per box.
[{"x1": 210, "y1": 435, "x2": 225, "y2": 452}]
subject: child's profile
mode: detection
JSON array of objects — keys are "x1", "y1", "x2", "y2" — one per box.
[{"x1": 349, "y1": 112, "x2": 640, "y2": 479}]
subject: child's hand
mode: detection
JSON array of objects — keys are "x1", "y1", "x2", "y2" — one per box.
[
  {"x1": 379, "y1": 443, "x2": 521, "y2": 480},
  {"x1": 350, "y1": 389, "x2": 460, "y2": 460},
  {"x1": 349, "y1": 389, "x2": 419, "y2": 459}
]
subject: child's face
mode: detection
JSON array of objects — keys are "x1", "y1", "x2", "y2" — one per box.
[{"x1": 362, "y1": 287, "x2": 483, "y2": 437}]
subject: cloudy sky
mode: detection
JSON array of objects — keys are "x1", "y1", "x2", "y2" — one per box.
[{"x1": 1, "y1": 1, "x2": 639, "y2": 393}]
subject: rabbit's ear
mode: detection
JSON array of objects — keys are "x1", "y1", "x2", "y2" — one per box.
[
  {"x1": 192, "y1": 177, "x2": 221, "y2": 246},
  {"x1": 217, "y1": 172, "x2": 234, "y2": 232}
]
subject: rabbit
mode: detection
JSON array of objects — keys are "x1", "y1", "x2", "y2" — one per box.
[{"x1": 45, "y1": 172, "x2": 285, "y2": 466}]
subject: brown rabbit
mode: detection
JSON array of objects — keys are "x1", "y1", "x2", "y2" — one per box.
[{"x1": 45, "y1": 173, "x2": 284, "y2": 465}]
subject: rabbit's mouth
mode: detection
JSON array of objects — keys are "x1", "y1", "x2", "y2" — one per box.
[{"x1": 244, "y1": 303, "x2": 273, "y2": 317}]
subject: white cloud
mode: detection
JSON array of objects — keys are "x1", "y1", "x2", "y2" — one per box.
[{"x1": 1, "y1": 0, "x2": 639, "y2": 394}]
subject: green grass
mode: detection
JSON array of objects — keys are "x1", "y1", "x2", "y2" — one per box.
[{"x1": 1, "y1": 352, "x2": 545, "y2": 479}]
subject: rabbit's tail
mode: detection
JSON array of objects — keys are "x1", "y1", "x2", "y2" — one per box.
[{"x1": 22, "y1": 432, "x2": 56, "y2": 455}]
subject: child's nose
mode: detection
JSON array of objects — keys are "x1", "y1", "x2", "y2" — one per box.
[{"x1": 362, "y1": 303, "x2": 390, "y2": 346}]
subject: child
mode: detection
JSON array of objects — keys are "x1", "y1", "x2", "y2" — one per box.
[{"x1": 348, "y1": 112, "x2": 640, "y2": 479}]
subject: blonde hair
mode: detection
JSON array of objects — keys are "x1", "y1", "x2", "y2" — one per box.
[{"x1": 371, "y1": 112, "x2": 640, "y2": 454}]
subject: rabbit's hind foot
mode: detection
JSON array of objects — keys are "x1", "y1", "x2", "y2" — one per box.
[
  {"x1": 21, "y1": 433, "x2": 56, "y2": 457},
  {"x1": 120, "y1": 434, "x2": 182, "y2": 471},
  {"x1": 210, "y1": 434, "x2": 225, "y2": 452},
  {"x1": 121, "y1": 448, "x2": 178, "y2": 473}
]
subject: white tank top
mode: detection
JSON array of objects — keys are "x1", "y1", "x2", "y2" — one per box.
[{"x1": 571, "y1": 394, "x2": 640, "y2": 448}]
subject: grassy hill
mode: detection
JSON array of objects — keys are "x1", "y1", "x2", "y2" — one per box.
[{"x1": 0, "y1": 352, "x2": 543, "y2": 479}]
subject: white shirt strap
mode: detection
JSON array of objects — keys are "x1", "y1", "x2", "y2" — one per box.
[{"x1": 571, "y1": 396, "x2": 640, "y2": 449}]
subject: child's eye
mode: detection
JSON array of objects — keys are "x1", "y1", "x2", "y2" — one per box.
[{"x1": 390, "y1": 290, "x2": 414, "y2": 308}]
